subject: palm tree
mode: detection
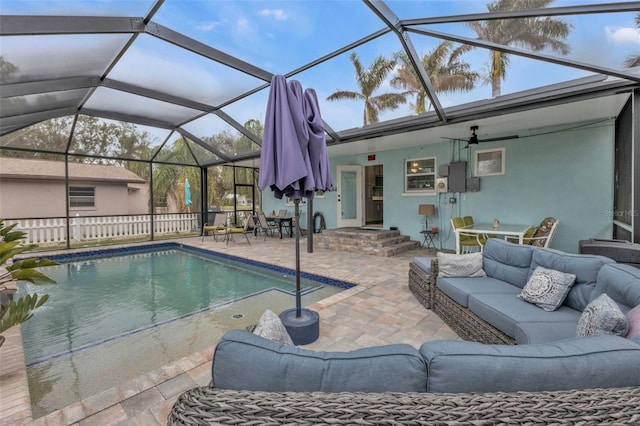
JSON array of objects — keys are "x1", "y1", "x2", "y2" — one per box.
[
  {"x1": 327, "y1": 52, "x2": 408, "y2": 126},
  {"x1": 468, "y1": 0, "x2": 571, "y2": 97},
  {"x1": 624, "y1": 13, "x2": 640, "y2": 68},
  {"x1": 391, "y1": 41, "x2": 479, "y2": 114}
]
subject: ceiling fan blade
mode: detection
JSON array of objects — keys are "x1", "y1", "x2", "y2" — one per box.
[{"x1": 479, "y1": 134, "x2": 519, "y2": 142}]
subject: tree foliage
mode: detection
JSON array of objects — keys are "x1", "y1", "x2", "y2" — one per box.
[
  {"x1": 467, "y1": 0, "x2": 571, "y2": 97},
  {"x1": 0, "y1": 219, "x2": 58, "y2": 345},
  {"x1": 327, "y1": 52, "x2": 408, "y2": 126},
  {"x1": 624, "y1": 13, "x2": 640, "y2": 68},
  {"x1": 392, "y1": 42, "x2": 479, "y2": 114}
]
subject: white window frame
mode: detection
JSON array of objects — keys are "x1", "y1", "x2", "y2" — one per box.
[
  {"x1": 474, "y1": 148, "x2": 505, "y2": 177},
  {"x1": 69, "y1": 186, "x2": 96, "y2": 208},
  {"x1": 404, "y1": 156, "x2": 437, "y2": 194}
]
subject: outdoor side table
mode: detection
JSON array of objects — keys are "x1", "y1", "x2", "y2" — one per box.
[{"x1": 420, "y1": 230, "x2": 438, "y2": 249}]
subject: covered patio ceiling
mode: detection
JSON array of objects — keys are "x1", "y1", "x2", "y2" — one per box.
[{"x1": 1, "y1": 0, "x2": 639, "y2": 167}]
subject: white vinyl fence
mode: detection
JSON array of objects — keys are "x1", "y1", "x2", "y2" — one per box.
[{"x1": 6, "y1": 214, "x2": 199, "y2": 245}]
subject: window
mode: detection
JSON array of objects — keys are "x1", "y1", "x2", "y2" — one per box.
[
  {"x1": 405, "y1": 157, "x2": 436, "y2": 192},
  {"x1": 69, "y1": 186, "x2": 95, "y2": 207},
  {"x1": 474, "y1": 148, "x2": 505, "y2": 176}
]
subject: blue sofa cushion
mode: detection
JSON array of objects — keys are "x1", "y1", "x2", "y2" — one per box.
[
  {"x1": 419, "y1": 335, "x2": 640, "y2": 393},
  {"x1": 530, "y1": 247, "x2": 614, "y2": 311},
  {"x1": 212, "y1": 330, "x2": 428, "y2": 392},
  {"x1": 482, "y1": 239, "x2": 534, "y2": 288},
  {"x1": 590, "y1": 263, "x2": 640, "y2": 312},
  {"x1": 468, "y1": 293, "x2": 582, "y2": 338},
  {"x1": 412, "y1": 256, "x2": 433, "y2": 274},
  {"x1": 437, "y1": 276, "x2": 520, "y2": 308},
  {"x1": 514, "y1": 321, "x2": 582, "y2": 344}
]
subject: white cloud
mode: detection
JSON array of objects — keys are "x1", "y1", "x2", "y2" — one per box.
[
  {"x1": 196, "y1": 21, "x2": 224, "y2": 32},
  {"x1": 606, "y1": 26, "x2": 640, "y2": 44},
  {"x1": 258, "y1": 9, "x2": 288, "y2": 21},
  {"x1": 236, "y1": 17, "x2": 252, "y2": 33}
]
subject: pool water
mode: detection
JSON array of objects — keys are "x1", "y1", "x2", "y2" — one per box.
[{"x1": 18, "y1": 244, "x2": 351, "y2": 418}]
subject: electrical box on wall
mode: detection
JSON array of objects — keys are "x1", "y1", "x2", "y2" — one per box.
[
  {"x1": 439, "y1": 165, "x2": 449, "y2": 177},
  {"x1": 468, "y1": 177, "x2": 480, "y2": 192},
  {"x1": 435, "y1": 177, "x2": 448, "y2": 193},
  {"x1": 449, "y1": 161, "x2": 467, "y2": 192}
]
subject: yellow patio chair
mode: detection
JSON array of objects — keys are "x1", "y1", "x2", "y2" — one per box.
[
  {"x1": 226, "y1": 214, "x2": 254, "y2": 245},
  {"x1": 507, "y1": 217, "x2": 558, "y2": 247},
  {"x1": 451, "y1": 217, "x2": 484, "y2": 253},
  {"x1": 202, "y1": 213, "x2": 227, "y2": 242}
]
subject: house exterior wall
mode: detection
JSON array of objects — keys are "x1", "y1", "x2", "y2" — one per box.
[
  {"x1": 0, "y1": 179, "x2": 149, "y2": 218},
  {"x1": 261, "y1": 123, "x2": 616, "y2": 254},
  {"x1": 0, "y1": 179, "x2": 66, "y2": 219},
  {"x1": 128, "y1": 183, "x2": 150, "y2": 215}
]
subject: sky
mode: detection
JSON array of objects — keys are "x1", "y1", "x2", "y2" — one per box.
[{"x1": 1, "y1": 0, "x2": 639, "y2": 148}]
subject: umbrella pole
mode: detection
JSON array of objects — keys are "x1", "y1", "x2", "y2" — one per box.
[{"x1": 294, "y1": 198, "x2": 301, "y2": 317}]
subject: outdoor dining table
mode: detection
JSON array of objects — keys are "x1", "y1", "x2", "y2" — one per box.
[
  {"x1": 455, "y1": 222, "x2": 532, "y2": 254},
  {"x1": 267, "y1": 216, "x2": 295, "y2": 239}
]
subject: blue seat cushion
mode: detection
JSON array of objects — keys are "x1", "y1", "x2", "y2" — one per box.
[
  {"x1": 590, "y1": 263, "x2": 640, "y2": 312},
  {"x1": 530, "y1": 247, "x2": 614, "y2": 311},
  {"x1": 437, "y1": 276, "x2": 520, "y2": 308},
  {"x1": 514, "y1": 321, "x2": 582, "y2": 344},
  {"x1": 420, "y1": 335, "x2": 640, "y2": 393},
  {"x1": 482, "y1": 239, "x2": 534, "y2": 288},
  {"x1": 412, "y1": 257, "x2": 433, "y2": 274},
  {"x1": 468, "y1": 293, "x2": 582, "y2": 338},
  {"x1": 212, "y1": 330, "x2": 428, "y2": 392}
]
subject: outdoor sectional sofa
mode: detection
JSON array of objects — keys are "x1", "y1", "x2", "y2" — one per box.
[
  {"x1": 168, "y1": 239, "x2": 640, "y2": 425},
  {"x1": 408, "y1": 238, "x2": 640, "y2": 345}
]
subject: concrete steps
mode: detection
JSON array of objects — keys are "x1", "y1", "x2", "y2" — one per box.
[{"x1": 314, "y1": 227, "x2": 420, "y2": 257}]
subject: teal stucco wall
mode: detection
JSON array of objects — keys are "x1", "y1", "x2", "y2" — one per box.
[{"x1": 261, "y1": 122, "x2": 615, "y2": 253}]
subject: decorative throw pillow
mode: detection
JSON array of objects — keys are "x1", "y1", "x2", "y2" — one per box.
[
  {"x1": 253, "y1": 309, "x2": 294, "y2": 346},
  {"x1": 625, "y1": 304, "x2": 640, "y2": 340},
  {"x1": 517, "y1": 266, "x2": 576, "y2": 311},
  {"x1": 576, "y1": 294, "x2": 629, "y2": 337},
  {"x1": 437, "y1": 252, "x2": 486, "y2": 278}
]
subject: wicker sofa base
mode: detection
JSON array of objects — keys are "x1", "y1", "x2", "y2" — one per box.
[
  {"x1": 408, "y1": 262, "x2": 434, "y2": 309},
  {"x1": 433, "y1": 287, "x2": 516, "y2": 345},
  {"x1": 169, "y1": 386, "x2": 640, "y2": 425},
  {"x1": 408, "y1": 257, "x2": 517, "y2": 345}
]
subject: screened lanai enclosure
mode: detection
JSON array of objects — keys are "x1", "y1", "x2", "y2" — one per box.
[{"x1": 1, "y1": 0, "x2": 640, "y2": 248}]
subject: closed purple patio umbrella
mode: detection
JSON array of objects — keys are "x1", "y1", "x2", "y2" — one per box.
[{"x1": 259, "y1": 75, "x2": 332, "y2": 343}]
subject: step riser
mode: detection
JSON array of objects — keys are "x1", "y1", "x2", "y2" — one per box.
[{"x1": 315, "y1": 228, "x2": 420, "y2": 257}]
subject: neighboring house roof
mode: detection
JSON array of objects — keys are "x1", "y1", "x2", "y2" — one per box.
[{"x1": 0, "y1": 157, "x2": 147, "y2": 184}]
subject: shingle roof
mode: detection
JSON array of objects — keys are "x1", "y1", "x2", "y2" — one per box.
[{"x1": 0, "y1": 157, "x2": 147, "y2": 183}]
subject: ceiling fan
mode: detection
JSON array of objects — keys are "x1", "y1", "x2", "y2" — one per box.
[{"x1": 445, "y1": 125, "x2": 519, "y2": 148}]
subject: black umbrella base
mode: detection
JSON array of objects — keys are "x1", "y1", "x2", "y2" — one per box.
[{"x1": 279, "y1": 308, "x2": 319, "y2": 345}]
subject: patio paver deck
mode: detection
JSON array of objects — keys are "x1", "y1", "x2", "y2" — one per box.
[{"x1": 0, "y1": 234, "x2": 456, "y2": 426}]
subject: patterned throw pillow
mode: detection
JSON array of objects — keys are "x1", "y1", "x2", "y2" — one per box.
[
  {"x1": 576, "y1": 294, "x2": 629, "y2": 337},
  {"x1": 437, "y1": 252, "x2": 486, "y2": 278},
  {"x1": 253, "y1": 309, "x2": 294, "y2": 346},
  {"x1": 518, "y1": 266, "x2": 576, "y2": 311}
]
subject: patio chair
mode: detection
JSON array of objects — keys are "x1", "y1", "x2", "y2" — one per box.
[
  {"x1": 226, "y1": 214, "x2": 254, "y2": 245},
  {"x1": 463, "y1": 215, "x2": 497, "y2": 243},
  {"x1": 508, "y1": 217, "x2": 559, "y2": 248},
  {"x1": 202, "y1": 213, "x2": 227, "y2": 242},
  {"x1": 278, "y1": 209, "x2": 291, "y2": 234},
  {"x1": 451, "y1": 217, "x2": 485, "y2": 253},
  {"x1": 256, "y1": 211, "x2": 278, "y2": 240}
]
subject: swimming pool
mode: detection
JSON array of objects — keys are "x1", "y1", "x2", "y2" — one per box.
[{"x1": 18, "y1": 243, "x2": 352, "y2": 418}]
